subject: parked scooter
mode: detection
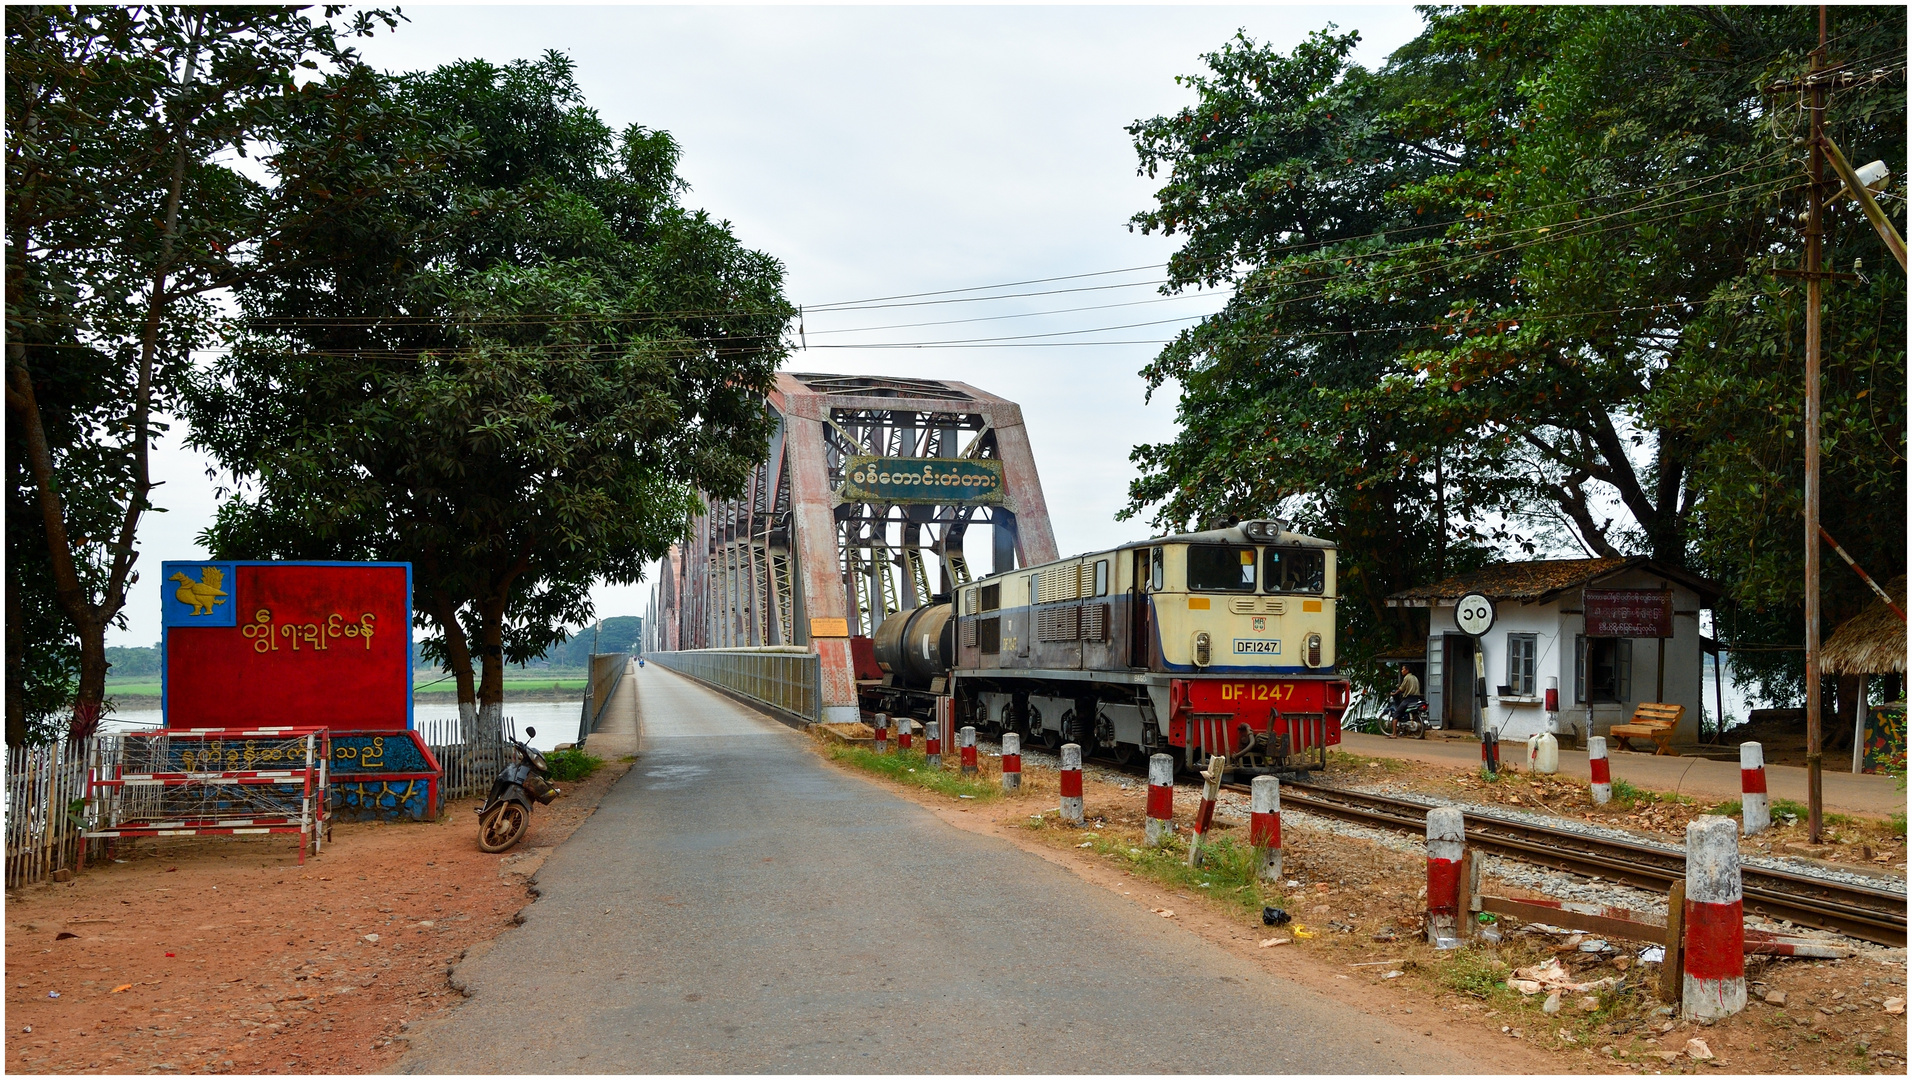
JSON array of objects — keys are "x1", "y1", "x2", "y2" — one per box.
[{"x1": 476, "y1": 726, "x2": 560, "y2": 852}]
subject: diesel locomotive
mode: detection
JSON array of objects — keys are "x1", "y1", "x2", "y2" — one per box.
[{"x1": 863, "y1": 520, "x2": 1350, "y2": 771}]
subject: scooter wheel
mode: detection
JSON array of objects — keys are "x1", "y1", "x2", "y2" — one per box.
[{"x1": 477, "y1": 802, "x2": 530, "y2": 852}]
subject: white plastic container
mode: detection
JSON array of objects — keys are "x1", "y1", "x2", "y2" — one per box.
[{"x1": 1526, "y1": 731, "x2": 1559, "y2": 775}]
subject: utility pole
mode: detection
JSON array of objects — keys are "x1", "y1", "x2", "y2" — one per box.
[{"x1": 1802, "y1": 6, "x2": 1827, "y2": 845}]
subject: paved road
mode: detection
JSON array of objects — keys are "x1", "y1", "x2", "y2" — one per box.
[
  {"x1": 1340, "y1": 732, "x2": 1903, "y2": 816},
  {"x1": 403, "y1": 666, "x2": 1484, "y2": 1074}
]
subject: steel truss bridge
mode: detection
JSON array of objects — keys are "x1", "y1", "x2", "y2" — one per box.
[{"x1": 649, "y1": 373, "x2": 1057, "y2": 722}]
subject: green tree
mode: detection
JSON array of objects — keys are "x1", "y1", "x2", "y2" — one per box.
[
  {"x1": 1124, "y1": 8, "x2": 1905, "y2": 697},
  {"x1": 186, "y1": 53, "x2": 793, "y2": 730},
  {"x1": 4, "y1": 5, "x2": 403, "y2": 742}
]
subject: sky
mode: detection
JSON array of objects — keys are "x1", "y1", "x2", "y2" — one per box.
[{"x1": 119, "y1": 3, "x2": 1436, "y2": 648}]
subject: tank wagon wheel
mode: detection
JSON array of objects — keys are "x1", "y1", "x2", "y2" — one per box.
[{"x1": 477, "y1": 803, "x2": 529, "y2": 852}]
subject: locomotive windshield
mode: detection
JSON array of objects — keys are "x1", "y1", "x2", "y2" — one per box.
[
  {"x1": 1264, "y1": 547, "x2": 1325, "y2": 593},
  {"x1": 1187, "y1": 544, "x2": 1257, "y2": 592}
]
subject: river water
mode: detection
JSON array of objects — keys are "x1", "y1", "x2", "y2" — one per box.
[{"x1": 100, "y1": 701, "x2": 585, "y2": 752}]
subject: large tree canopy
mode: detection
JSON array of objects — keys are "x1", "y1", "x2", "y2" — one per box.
[
  {"x1": 1125, "y1": 6, "x2": 1905, "y2": 697},
  {"x1": 185, "y1": 52, "x2": 794, "y2": 725},
  {"x1": 5, "y1": 5, "x2": 404, "y2": 742}
]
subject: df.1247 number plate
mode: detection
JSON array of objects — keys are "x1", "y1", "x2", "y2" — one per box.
[{"x1": 1232, "y1": 639, "x2": 1282, "y2": 654}]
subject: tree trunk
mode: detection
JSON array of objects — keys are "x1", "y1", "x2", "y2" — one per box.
[
  {"x1": 476, "y1": 591, "x2": 509, "y2": 737},
  {"x1": 6, "y1": 567, "x2": 27, "y2": 746},
  {"x1": 421, "y1": 587, "x2": 479, "y2": 738}
]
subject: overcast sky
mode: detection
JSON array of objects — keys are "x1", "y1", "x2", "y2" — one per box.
[{"x1": 119, "y1": 3, "x2": 1432, "y2": 648}]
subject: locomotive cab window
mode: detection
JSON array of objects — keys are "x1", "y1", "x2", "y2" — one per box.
[
  {"x1": 1186, "y1": 544, "x2": 1256, "y2": 592},
  {"x1": 1263, "y1": 548, "x2": 1325, "y2": 594},
  {"x1": 1149, "y1": 547, "x2": 1164, "y2": 591}
]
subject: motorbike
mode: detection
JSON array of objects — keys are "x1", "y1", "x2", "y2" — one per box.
[
  {"x1": 1384, "y1": 695, "x2": 1431, "y2": 740},
  {"x1": 476, "y1": 726, "x2": 561, "y2": 852}
]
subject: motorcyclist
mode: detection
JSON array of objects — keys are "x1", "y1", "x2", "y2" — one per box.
[{"x1": 1386, "y1": 662, "x2": 1424, "y2": 729}]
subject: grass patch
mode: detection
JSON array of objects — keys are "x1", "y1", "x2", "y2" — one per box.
[
  {"x1": 827, "y1": 744, "x2": 1001, "y2": 801},
  {"x1": 1328, "y1": 750, "x2": 1406, "y2": 773},
  {"x1": 1708, "y1": 798, "x2": 1742, "y2": 817},
  {"x1": 1031, "y1": 819, "x2": 1287, "y2": 923},
  {"x1": 547, "y1": 747, "x2": 604, "y2": 782},
  {"x1": 1891, "y1": 811, "x2": 1906, "y2": 837},
  {"x1": 1606, "y1": 778, "x2": 1693, "y2": 808},
  {"x1": 1436, "y1": 946, "x2": 1514, "y2": 1000}
]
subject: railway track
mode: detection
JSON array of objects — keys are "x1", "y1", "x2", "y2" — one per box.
[{"x1": 1223, "y1": 780, "x2": 1907, "y2": 948}]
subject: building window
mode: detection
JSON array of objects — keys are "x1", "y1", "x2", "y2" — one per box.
[
  {"x1": 1575, "y1": 635, "x2": 1633, "y2": 704},
  {"x1": 1506, "y1": 633, "x2": 1537, "y2": 696}
]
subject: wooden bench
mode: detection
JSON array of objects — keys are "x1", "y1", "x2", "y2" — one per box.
[{"x1": 1608, "y1": 703, "x2": 1685, "y2": 756}]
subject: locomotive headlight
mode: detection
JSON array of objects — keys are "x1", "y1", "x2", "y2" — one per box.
[
  {"x1": 1306, "y1": 632, "x2": 1322, "y2": 668},
  {"x1": 1240, "y1": 519, "x2": 1282, "y2": 542},
  {"x1": 1193, "y1": 631, "x2": 1212, "y2": 667}
]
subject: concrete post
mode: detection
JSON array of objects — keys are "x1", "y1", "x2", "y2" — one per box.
[
  {"x1": 1059, "y1": 743, "x2": 1084, "y2": 825},
  {"x1": 1250, "y1": 775, "x2": 1283, "y2": 882},
  {"x1": 1186, "y1": 755, "x2": 1224, "y2": 867},
  {"x1": 1001, "y1": 732, "x2": 1022, "y2": 792},
  {"x1": 873, "y1": 712, "x2": 889, "y2": 756},
  {"x1": 1145, "y1": 753, "x2": 1175, "y2": 847},
  {"x1": 896, "y1": 716, "x2": 913, "y2": 752},
  {"x1": 1739, "y1": 742, "x2": 1770, "y2": 836},
  {"x1": 1480, "y1": 730, "x2": 1499, "y2": 775},
  {"x1": 1588, "y1": 736, "x2": 1612, "y2": 805},
  {"x1": 959, "y1": 726, "x2": 978, "y2": 776},
  {"x1": 1682, "y1": 816, "x2": 1747, "y2": 1020},
  {"x1": 926, "y1": 720, "x2": 942, "y2": 768},
  {"x1": 1425, "y1": 806, "x2": 1466, "y2": 949}
]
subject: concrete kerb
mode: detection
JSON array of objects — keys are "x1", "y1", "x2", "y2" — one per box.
[
  {"x1": 1250, "y1": 774, "x2": 1283, "y2": 882},
  {"x1": 1588, "y1": 736, "x2": 1612, "y2": 805},
  {"x1": 1001, "y1": 732, "x2": 1022, "y2": 792}
]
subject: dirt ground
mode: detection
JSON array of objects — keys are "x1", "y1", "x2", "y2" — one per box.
[
  {"x1": 1320, "y1": 750, "x2": 1909, "y2": 874},
  {"x1": 4, "y1": 758, "x2": 631, "y2": 1076},
  {"x1": 812, "y1": 736, "x2": 1909, "y2": 1076}
]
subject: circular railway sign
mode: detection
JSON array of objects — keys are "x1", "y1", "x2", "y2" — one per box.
[{"x1": 1454, "y1": 592, "x2": 1497, "y2": 636}]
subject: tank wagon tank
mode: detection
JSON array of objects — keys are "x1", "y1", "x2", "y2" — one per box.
[{"x1": 864, "y1": 520, "x2": 1350, "y2": 772}]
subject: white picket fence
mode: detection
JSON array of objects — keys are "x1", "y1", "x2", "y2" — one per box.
[{"x1": 4, "y1": 717, "x2": 523, "y2": 889}]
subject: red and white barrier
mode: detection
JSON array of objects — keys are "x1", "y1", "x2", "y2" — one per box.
[
  {"x1": 1682, "y1": 816, "x2": 1746, "y2": 1019},
  {"x1": 1425, "y1": 806, "x2": 1465, "y2": 949},
  {"x1": 1250, "y1": 774, "x2": 1282, "y2": 881},
  {"x1": 1001, "y1": 732, "x2": 1022, "y2": 792},
  {"x1": 873, "y1": 712, "x2": 889, "y2": 756},
  {"x1": 959, "y1": 726, "x2": 978, "y2": 776},
  {"x1": 1145, "y1": 753, "x2": 1175, "y2": 846},
  {"x1": 1059, "y1": 743, "x2": 1084, "y2": 824},
  {"x1": 1588, "y1": 736, "x2": 1612, "y2": 805},
  {"x1": 1739, "y1": 742, "x2": 1769, "y2": 836},
  {"x1": 1186, "y1": 755, "x2": 1224, "y2": 866},
  {"x1": 925, "y1": 720, "x2": 942, "y2": 768},
  {"x1": 896, "y1": 716, "x2": 913, "y2": 752}
]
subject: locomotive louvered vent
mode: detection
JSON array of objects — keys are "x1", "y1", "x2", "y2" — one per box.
[
  {"x1": 1037, "y1": 606, "x2": 1080, "y2": 642},
  {"x1": 1229, "y1": 598, "x2": 1287, "y2": 615},
  {"x1": 960, "y1": 618, "x2": 977, "y2": 648},
  {"x1": 1081, "y1": 603, "x2": 1109, "y2": 641},
  {"x1": 1036, "y1": 565, "x2": 1081, "y2": 604},
  {"x1": 977, "y1": 617, "x2": 1002, "y2": 654}
]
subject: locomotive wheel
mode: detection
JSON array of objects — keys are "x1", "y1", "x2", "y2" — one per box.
[
  {"x1": 1039, "y1": 727, "x2": 1061, "y2": 751},
  {"x1": 1108, "y1": 742, "x2": 1136, "y2": 766}
]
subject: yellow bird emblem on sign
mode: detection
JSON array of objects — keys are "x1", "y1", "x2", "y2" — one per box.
[{"x1": 170, "y1": 566, "x2": 229, "y2": 616}]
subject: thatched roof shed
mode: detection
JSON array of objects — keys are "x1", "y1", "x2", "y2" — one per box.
[{"x1": 1822, "y1": 575, "x2": 1906, "y2": 675}]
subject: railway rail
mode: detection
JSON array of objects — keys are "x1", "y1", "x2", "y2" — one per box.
[{"x1": 1249, "y1": 781, "x2": 1906, "y2": 948}]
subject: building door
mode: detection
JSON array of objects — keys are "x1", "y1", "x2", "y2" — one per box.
[
  {"x1": 1425, "y1": 635, "x2": 1445, "y2": 725},
  {"x1": 1443, "y1": 633, "x2": 1479, "y2": 734}
]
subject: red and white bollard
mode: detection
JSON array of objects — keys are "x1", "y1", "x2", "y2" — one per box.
[
  {"x1": 873, "y1": 712, "x2": 889, "y2": 756},
  {"x1": 959, "y1": 726, "x2": 978, "y2": 775},
  {"x1": 1739, "y1": 742, "x2": 1769, "y2": 836},
  {"x1": 1250, "y1": 774, "x2": 1283, "y2": 881},
  {"x1": 1588, "y1": 735, "x2": 1612, "y2": 805},
  {"x1": 1425, "y1": 806, "x2": 1466, "y2": 949},
  {"x1": 1144, "y1": 753, "x2": 1175, "y2": 847},
  {"x1": 1001, "y1": 732, "x2": 1022, "y2": 792},
  {"x1": 925, "y1": 719, "x2": 942, "y2": 768},
  {"x1": 1187, "y1": 755, "x2": 1225, "y2": 866},
  {"x1": 1059, "y1": 743, "x2": 1084, "y2": 824},
  {"x1": 896, "y1": 716, "x2": 913, "y2": 752},
  {"x1": 1480, "y1": 730, "x2": 1500, "y2": 775},
  {"x1": 1682, "y1": 816, "x2": 1747, "y2": 1019}
]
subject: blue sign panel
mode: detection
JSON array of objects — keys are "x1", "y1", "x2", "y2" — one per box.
[{"x1": 162, "y1": 561, "x2": 239, "y2": 627}]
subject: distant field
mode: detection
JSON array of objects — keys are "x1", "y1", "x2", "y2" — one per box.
[{"x1": 104, "y1": 680, "x2": 162, "y2": 697}]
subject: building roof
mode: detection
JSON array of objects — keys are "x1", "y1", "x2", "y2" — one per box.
[
  {"x1": 1385, "y1": 556, "x2": 1720, "y2": 607},
  {"x1": 1822, "y1": 576, "x2": 1906, "y2": 675}
]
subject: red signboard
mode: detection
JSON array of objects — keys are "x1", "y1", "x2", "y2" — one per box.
[
  {"x1": 1584, "y1": 588, "x2": 1673, "y2": 639},
  {"x1": 163, "y1": 562, "x2": 412, "y2": 729}
]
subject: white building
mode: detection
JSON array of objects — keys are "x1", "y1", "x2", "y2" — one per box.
[{"x1": 1384, "y1": 558, "x2": 1720, "y2": 746}]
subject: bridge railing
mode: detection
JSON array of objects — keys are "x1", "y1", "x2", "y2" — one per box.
[{"x1": 648, "y1": 647, "x2": 821, "y2": 725}]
